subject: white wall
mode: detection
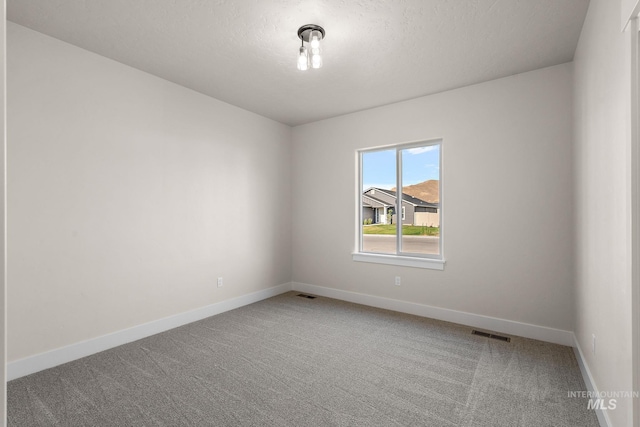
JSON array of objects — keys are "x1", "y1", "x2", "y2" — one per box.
[
  {"x1": 622, "y1": 0, "x2": 639, "y2": 29},
  {"x1": 292, "y1": 64, "x2": 574, "y2": 332},
  {"x1": 7, "y1": 22, "x2": 292, "y2": 362},
  {"x1": 573, "y1": 0, "x2": 634, "y2": 425}
]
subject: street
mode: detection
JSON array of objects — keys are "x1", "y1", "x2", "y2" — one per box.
[{"x1": 362, "y1": 234, "x2": 440, "y2": 255}]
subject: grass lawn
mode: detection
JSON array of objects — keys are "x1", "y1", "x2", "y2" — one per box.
[{"x1": 363, "y1": 224, "x2": 440, "y2": 236}]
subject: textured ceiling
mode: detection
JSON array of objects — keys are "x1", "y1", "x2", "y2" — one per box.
[{"x1": 8, "y1": 0, "x2": 590, "y2": 126}]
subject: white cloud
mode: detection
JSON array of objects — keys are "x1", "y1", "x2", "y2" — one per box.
[{"x1": 407, "y1": 146, "x2": 438, "y2": 155}]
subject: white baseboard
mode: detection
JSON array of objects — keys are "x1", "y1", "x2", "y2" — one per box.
[
  {"x1": 292, "y1": 282, "x2": 574, "y2": 346},
  {"x1": 8, "y1": 281, "x2": 579, "y2": 381},
  {"x1": 573, "y1": 336, "x2": 612, "y2": 427},
  {"x1": 7, "y1": 282, "x2": 293, "y2": 381}
]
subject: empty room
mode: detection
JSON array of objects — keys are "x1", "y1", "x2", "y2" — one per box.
[{"x1": 1, "y1": 0, "x2": 639, "y2": 426}]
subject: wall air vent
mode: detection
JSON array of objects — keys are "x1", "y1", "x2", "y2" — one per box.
[{"x1": 472, "y1": 330, "x2": 511, "y2": 342}]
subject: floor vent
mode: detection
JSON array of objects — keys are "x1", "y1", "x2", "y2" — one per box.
[
  {"x1": 296, "y1": 294, "x2": 317, "y2": 299},
  {"x1": 472, "y1": 330, "x2": 511, "y2": 342}
]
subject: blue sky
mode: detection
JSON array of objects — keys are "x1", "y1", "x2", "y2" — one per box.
[{"x1": 362, "y1": 145, "x2": 440, "y2": 190}]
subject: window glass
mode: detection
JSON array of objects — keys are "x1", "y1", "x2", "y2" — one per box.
[
  {"x1": 400, "y1": 145, "x2": 440, "y2": 256},
  {"x1": 361, "y1": 149, "x2": 396, "y2": 254}
]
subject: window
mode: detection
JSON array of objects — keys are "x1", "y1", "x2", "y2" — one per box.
[{"x1": 354, "y1": 140, "x2": 444, "y2": 270}]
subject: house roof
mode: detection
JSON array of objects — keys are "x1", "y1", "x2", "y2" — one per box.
[
  {"x1": 365, "y1": 188, "x2": 439, "y2": 208},
  {"x1": 362, "y1": 194, "x2": 387, "y2": 208}
]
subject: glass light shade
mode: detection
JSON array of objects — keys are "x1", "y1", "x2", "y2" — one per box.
[
  {"x1": 310, "y1": 30, "x2": 322, "y2": 49},
  {"x1": 297, "y1": 46, "x2": 309, "y2": 70},
  {"x1": 311, "y1": 47, "x2": 322, "y2": 69}
]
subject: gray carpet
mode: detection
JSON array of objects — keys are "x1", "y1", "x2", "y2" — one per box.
[{"x1": 8, "y1": 292, "x2": 599, "y2": 426}]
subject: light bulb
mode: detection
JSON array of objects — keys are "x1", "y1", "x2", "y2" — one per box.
[
  {"x1": 297, "y1": 46, "x2": 309, "y2": 70},
  {"x1": 310, "y1": 30, "x2": 321, "y2": 49},
  {"x1": 311, "y1": 50, "x2": 322, "y2": 69}
]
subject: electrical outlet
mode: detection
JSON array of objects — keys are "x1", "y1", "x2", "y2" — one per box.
[
  {"x1": 592, "y1": 334, "x2": 596, "y2": 355},
  {"x1": 395, "y1": 276, "x2": 401, "y2": 286},
  {"x1": 217, "y1": 277, "x2": 223, "y2": 288}
]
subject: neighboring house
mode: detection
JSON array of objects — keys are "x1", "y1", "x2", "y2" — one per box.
[{"x1": 362, "y1": 188, "x2": 439, "y2": 227}]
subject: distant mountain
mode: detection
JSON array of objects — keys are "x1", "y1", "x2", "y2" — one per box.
[{"x1": 392, "y1": 180, "x2": 439, "y2": 203}]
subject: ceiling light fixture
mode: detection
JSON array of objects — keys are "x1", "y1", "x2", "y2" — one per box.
[{"x1": 297, "y1": 24, "x2": 325, "y2": 71}]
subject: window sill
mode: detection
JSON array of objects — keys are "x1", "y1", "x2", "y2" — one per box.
[{"x1": 352, "y1": 252, "x2": 445, "y2": 270}]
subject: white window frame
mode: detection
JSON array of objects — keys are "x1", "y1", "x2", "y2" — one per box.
[{"x1": 353, "y1": 139, "x2": 445, "y2": 270}]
